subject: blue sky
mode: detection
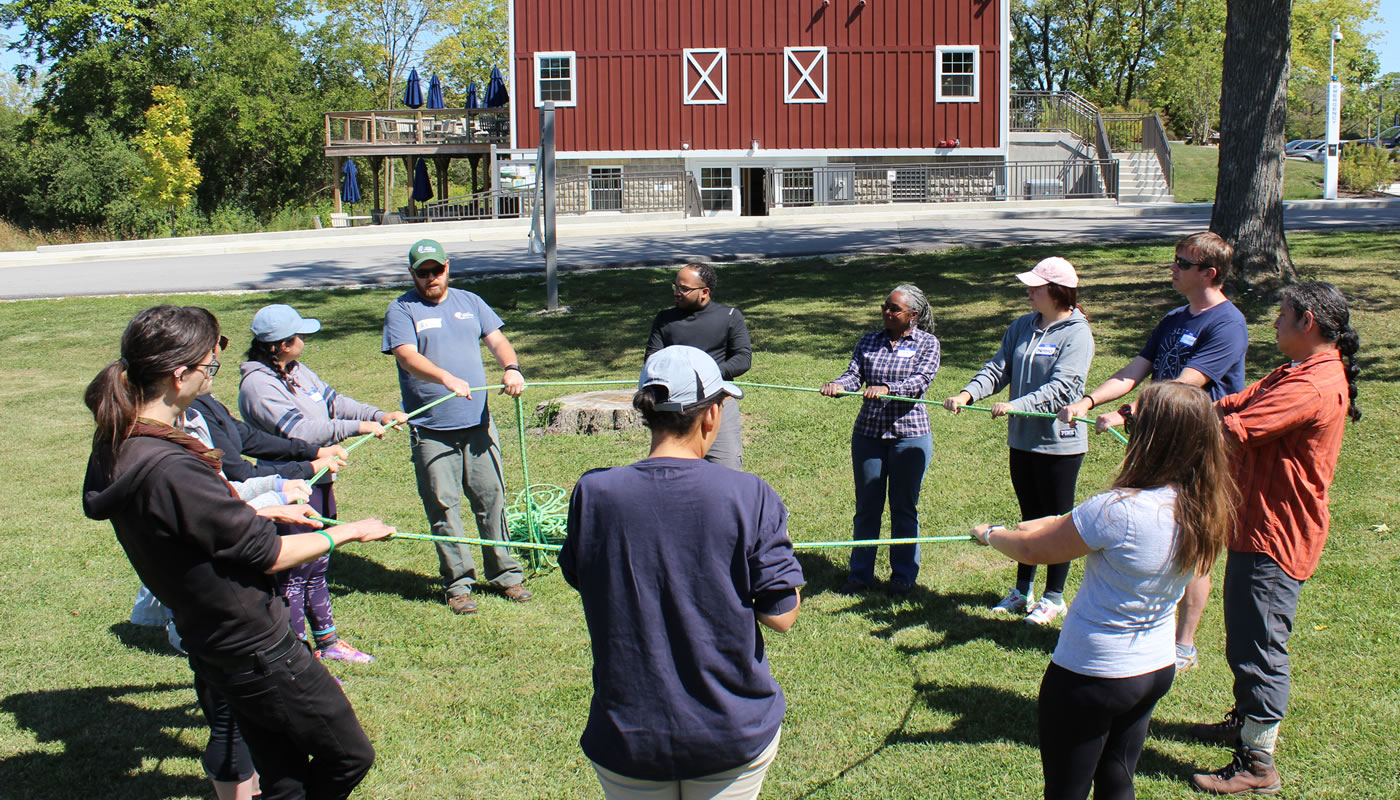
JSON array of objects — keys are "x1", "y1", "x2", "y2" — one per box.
[{"x1": 3, "y1": 5, "x2": 1398, "y2": 85}]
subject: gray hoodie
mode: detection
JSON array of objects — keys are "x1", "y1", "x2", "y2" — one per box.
[
  {"x1": 961, "y1": 309, "x2": 1094, "y2": 455},
  {"x1": 238, "y1": 360, "x2": 386, "y2": 447}
]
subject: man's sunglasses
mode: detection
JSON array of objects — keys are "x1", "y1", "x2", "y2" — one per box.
[{"x1": 414, "y1": 264, "x2": 447, "y2": 279}]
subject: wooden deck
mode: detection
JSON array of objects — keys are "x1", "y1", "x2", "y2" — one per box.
[{"x1": 324, "y1": 108, "x2": 511, "y2": 216}]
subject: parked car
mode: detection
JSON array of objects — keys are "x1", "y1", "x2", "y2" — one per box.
[
  {"x1": 1285, "y1": 139, "x2": 1323, "y2": 154},
  {"x1": 1291, "y1": 141, "x2": 1328, "y2": 160},
  {"x1": 1379, "y1": 126, "x2": 1400, "y2": 149}
]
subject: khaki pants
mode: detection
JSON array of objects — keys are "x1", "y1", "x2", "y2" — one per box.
[{"x1": 590, "y1": 730, "x2": 779, "y2": 800}]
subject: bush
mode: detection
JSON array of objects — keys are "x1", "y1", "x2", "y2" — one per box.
[{"x1": 1340, "y1": 144, "x2": 1400, "y2": 193}]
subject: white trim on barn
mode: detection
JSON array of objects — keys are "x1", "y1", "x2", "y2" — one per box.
[
  {"x1": 783, "y1": 47, "x2": 828, "y2": 104},
  {"x1": 683, "y1": 48, "x2": 728, "y2": 105},
  {"x1": 555, "y1": 146, "x2": 1005, "y2": 160}
]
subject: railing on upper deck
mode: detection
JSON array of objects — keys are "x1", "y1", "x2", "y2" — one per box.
[{"x1": 324, "y1": 108, "x2": 511, "y2": 148}]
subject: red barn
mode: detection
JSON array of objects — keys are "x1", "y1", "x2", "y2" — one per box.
[{"x1": 508, "y1": 0, "x2": 1010, "y2": 214}]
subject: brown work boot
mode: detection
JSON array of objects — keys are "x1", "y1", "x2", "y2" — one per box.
[
  {"x1": 500, "y1": 584, "x2": 533, "y2": 603},
  {"x1": 1190, "y1": 745, "x2": 1281, "y2": 795},
  {"x1": 446, "y1": 592, "x2": 477, "y2": 615},
  {"x1": 1187, "y1": 709, "x2": 1244, "y2": 746}
]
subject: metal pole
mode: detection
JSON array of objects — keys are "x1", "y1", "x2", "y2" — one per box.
[
  {"x1": 1324, "y1": 23, "x2": 1342, "y2": 200},
  {"x1": 541, "y1": 101, "x2": 559, "y2": 311}
]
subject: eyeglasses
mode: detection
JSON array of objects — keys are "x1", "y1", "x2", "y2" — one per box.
[
  {"x1": 185, "y1": 358, "x2": 220, "y2": 378},
  {"x1": 881, "y1": 303, "x2": 911, "y2": 314},
  {"x1": 414, "y1": 264, "x2": 447, "y2": 279},
  {"x1": 673, "y1": 283, "x2": 706, "y2": 294},
  {"x1": 1173, "y1": 255, "x2": 1204, "y2": 270}
]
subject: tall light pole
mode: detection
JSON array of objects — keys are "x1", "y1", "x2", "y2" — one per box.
[{"x1": 1324, "y1": 22, "x2": 1343, "y2": 199}]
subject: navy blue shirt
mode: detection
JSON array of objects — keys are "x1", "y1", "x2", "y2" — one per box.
[
  {"x1": 382, "y1": 288, "x2": 503, "y2": 430},
  {"x1": 1139, "y1": 301, "x2": 1249, "y2": 401},
  {"x1": 560, "y1": 458, "x2": 804, "y2": 780}
]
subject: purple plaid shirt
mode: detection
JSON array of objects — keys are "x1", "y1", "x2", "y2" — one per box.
[{"x1": 830, "y1": 328, "x2": 941, "y2": 440}]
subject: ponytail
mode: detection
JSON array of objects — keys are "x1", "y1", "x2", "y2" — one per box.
[
  {"x1": 1337, "y1": 327, "x2": 1362, "y2": 422},
  {"x1": 246, "y1": 338, "x2": 299, "y2": 392},
  {"x1": 85, "y1": 306, "x2": 220, "y2": 476}
]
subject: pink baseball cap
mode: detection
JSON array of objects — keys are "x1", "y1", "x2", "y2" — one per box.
[{"x1": 1017, "y1": 257, "x2": 1079, "y2": 288}]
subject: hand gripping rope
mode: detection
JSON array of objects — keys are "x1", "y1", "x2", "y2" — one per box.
[{"x1": 306, "y1": 378, "x2": 1127, "y2": 571}]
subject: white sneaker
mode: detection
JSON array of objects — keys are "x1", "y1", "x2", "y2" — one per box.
[
  {"x1": 991, "y1": 588, "x2": 1033, "y2": 614},
  {"x1": 1024, "y1": 597, "x2": 1067, "y2": 625}
]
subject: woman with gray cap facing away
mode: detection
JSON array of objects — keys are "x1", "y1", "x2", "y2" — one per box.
[
  {"x1": 944, "y1": 257, "x2": 1095, "y2": 624},
  {"x1": 238, "y1": 304, "x2": 408, "y2": 665},
  {"x1": 561, "y1": 345, "x2": 803, "y2": 800},
  {"x1": 821, "y1": 284, "x2": 941, "y2": 596}
]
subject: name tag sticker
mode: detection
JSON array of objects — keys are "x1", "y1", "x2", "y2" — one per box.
[
  {"x1": 307, "y1": 391, "x2": 324, "y2": 403},
  {"x1": 1034, "y1": 343, "x2": 1058, "y2": 357},
  {"x1": 1178, "y1": 331, "x2": 1198, "y2": 347},
  {"x1": 895, "y1": 347, "x2": 916, "y2": 359},
  {"x1": 416, "y1": 317, "x2": 443, "y2": 333}
]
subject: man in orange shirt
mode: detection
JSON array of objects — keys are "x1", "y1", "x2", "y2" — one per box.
[{"x1": 1189, "y1": 282, "x2": 1362, "y2": 795}]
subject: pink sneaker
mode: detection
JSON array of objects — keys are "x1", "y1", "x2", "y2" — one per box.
[{"x1": 318, "y1": 639, "x2": 376, "y2": 664}]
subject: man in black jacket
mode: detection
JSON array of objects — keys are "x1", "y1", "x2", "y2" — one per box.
[
  {"x1": 191, "y1": 393, "x2": 345, "y2": 482},
  {"x1": 644, "y1": 263, "x2": 752, "y2": 469}
]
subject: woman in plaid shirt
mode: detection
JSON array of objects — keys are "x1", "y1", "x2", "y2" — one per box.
[{"x1": 821, "y1": 284, "x2": 941, "y2": 596}]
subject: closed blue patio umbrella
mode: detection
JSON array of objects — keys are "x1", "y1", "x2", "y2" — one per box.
[
  {"x1": 426, "y1": 73, "x2": 445, "y2": 109},
  {"x1": 403, "y1": 68, "x2": 424, "y2": 108},
  {"x1": 464, "y1": 81, "x2": 480, "y2": 109},
  {"x1": 485, "y1": 66, "x2": 509, "y2": 107},
  {"x1": 412, "y1": 157, "x2": 434, "y2": 202},
  {"x1": 341, "y1": 159, "x2": 362, "y2": 205}
]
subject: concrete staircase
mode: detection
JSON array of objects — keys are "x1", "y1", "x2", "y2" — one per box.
[{"x1": 1116, "y1": 152, "x2": 1174, "y2": 203}]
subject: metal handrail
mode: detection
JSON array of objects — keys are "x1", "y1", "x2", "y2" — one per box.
[{"x1": 1144, "y1": 112, "x2": 1174, "y2": 190}]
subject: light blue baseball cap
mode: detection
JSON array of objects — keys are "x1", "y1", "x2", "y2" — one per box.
[
  {"x1": 251, "y1": 304, "x2": 321, "y2": 342},
  {"x1": 639, "y1": 345, "x2": 743, "y2": 411}
]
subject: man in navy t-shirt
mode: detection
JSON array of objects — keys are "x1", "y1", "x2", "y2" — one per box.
[
  {"x1": 1058, "y1": 230, "x2": 1249, "y2": 673},
  {"x1": 382, "y1": 239, "x2": 532, "y2": 615},
  {"x1": 561, "y1": 346, "x2": 803, "y2": 798}
]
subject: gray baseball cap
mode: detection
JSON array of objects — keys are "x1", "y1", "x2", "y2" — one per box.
[{"x1": 638, "y1": 345, "x2": 743, "y2": 411}]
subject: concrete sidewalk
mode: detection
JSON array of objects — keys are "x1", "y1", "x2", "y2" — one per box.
[{"x1": 6, "y1": 197, "x2": 1394, "y2": 268}]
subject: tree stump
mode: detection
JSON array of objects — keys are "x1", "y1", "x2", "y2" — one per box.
[{"x1": 536, "y1": 390, "x2": 642, "y2": 434}]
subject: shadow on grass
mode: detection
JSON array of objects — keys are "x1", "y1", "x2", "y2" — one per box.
[
  {"x1": 109, "y1": 622, "x2": 182, "y2": 658},
  {"x1": 329, "y1": 550, "x2": 441, "y2": 603},
  {"x1": 0, "y1": 683, "x2": 206, "y2": 800}
]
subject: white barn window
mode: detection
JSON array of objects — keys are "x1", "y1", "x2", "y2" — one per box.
[
  {"x1": 936, "y1": 46, "x2": 979, "y2": 102},
  {"x1": 784, "y1": 47, "x2": 827, "y2": 104},
  {"x1": 534, "y1": 51, "x2": 577, "y2": 107},
  {"x1": 683, "y1": 48, "x2": 727, "y2": 105}
]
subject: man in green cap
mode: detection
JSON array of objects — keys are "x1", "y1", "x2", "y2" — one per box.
[{"x1": 382, "y1": 239, "x2": 532, "y2": 614}]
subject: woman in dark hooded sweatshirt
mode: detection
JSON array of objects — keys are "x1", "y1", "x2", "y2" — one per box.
[{"x1": 82, "y1": 304, "x2": 394, "y2": 800}]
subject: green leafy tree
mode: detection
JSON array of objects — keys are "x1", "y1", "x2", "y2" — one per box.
[
  {"x1": 423, "y1": 0, "x2": 508, "y2": 102},
  {"x1": 132, "y1": 85, "x2": 201, "y2": 233},
  {"x1": 324, "y1": 0, "x2": 444, "y2": 107},
  {"x1": 1150, "y1": 0, "x2": 1226, "y2": 141}
]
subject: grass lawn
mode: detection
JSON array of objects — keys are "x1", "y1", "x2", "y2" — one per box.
[
  {"x1": 1170, "y1": 144, "x2": 1326, "y2": 204},
  {"x1": 2, "y1": 232, "x2": 1397, "y2": 799}
]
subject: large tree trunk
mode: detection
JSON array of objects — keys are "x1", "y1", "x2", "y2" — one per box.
[{"x1": 1210, "y1": 0, "x2": 1298, "y2": 295}]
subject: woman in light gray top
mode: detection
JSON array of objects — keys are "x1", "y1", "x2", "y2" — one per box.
[
  {"x1": 971, "y1": 382, "x2": 1234, "y2": 800},
  {"x1": 944, "y1": 257, "x2": 1094, "y2": 624}
]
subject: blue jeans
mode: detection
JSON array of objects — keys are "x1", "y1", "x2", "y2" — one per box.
[{"x1": 849, "y1": 432, "x2": 931, "y2": 586}]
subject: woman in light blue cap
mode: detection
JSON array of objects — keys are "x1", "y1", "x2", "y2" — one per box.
[{"x1": 238, "y1": 304, "x2": 407, "y2": 664}]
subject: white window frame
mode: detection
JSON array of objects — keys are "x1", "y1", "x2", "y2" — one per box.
[
  {"x1": 683, "y1": 48, "x2": 727, "y2": 105},
  {"x1": 784, "y1": 46, "x2": 827, "y2": 104},
  {"x1": 534, "y1": 51, "x2": 577, "y2": 108},
  {"x1": 696, "y1": 166, "x2": 737, "y2": 216},
  {"x1": 935, "y1": 45, "x2": 979, "y2": 103}
]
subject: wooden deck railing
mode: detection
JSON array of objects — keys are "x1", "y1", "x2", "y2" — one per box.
[{"x1": 324, "y1": 108, "x2": 511, "y2": 147}]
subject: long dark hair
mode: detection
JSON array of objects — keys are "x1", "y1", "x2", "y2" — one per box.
[
  {"x1": 85, "y1": 305, "x2": 219, "y2": 475},
  {"x1": 246, "y1": 337, "x2": 300, "y2": 392},
  {"x1": 1112, "y1": 382, "x2": 1235, "y2": 577},
  {"x1": 1283, "y1": 281, "x2": 1361, "y2": 422}
]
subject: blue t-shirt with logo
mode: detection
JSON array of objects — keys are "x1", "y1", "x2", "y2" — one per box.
[
  {"x1": 1139, "y1": 301, "x2": 1248, "y2": 401},
  {"x1": 382, "y1": 287, "x2": 503, "y2": 430}
]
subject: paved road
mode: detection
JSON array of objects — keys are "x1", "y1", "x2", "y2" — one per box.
[{"x1": 3, "y1": 205, "x2": 1397, "y2": 300}]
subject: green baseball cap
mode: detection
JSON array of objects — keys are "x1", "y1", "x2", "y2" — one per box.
[{"x1": 408, "y1": 239, "x2": 448, "y2": 270}]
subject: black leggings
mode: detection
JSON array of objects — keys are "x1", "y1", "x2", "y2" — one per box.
[
  {"x1": 1009, "y1": 449, "x2": 1083, "y2": 595},
  {"x1": 1039, "y1": 662, "x2": 1175, "y2": 800}
]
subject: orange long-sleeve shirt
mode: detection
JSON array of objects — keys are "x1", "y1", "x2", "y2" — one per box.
[{"x1": 1216, "y1": 350, "x2": 1349, "y2": 580}]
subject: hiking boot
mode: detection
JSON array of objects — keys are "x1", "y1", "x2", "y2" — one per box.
[
  {"x1": 837, "y1": 579, "x2": 870, "y2": 596},
  {"x1": 1188, "y1": 709, "x2": 1244, "y2": 746},
  {"x1": 447, "y1": 592, "x2": 478, "y2": 615},
  {"x1": 885, "y1": 580, "x2": 914, "y2": 596},
  {"x1": 991, "y1": 588, "x2": 1032, "y2": 614},
  {"x1": 500, "y1": 584, "x2": 534, "y2": 602},
  {"x1": 1024, "y1": 597, "x2": 1067, "y2": 625},
  {"x1": 1191, "y1": 745, "x2": 1281, "y2": 795}
]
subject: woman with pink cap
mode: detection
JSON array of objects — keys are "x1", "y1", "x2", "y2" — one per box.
[{"x1": 943, "y1": 257, "x2": 1095, "y2": 624}]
